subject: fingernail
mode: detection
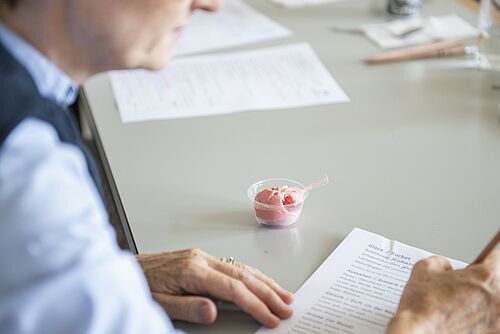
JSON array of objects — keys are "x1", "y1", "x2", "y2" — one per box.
[
  {"x1": 283, "y1": 307, "x2": 293, "y2": 319},
  {"x1": 284, "y1": 292, "x2": 294, "y2": 304},
  {"x1": 267, "y1": 315, "x2": 280, "y2": 328},
  {"x1": 199, "y1": 303, "x2": 211, "y2": 322}
]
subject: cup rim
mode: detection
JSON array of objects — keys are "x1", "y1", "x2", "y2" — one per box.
[{"x1": 247, "y1": 178, "x2": 308, "y2": 209}]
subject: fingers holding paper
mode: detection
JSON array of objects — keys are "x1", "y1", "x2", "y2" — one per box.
[
  {"x1": 136, "y1": 248, "x2": 293, "y2": 328},
  {"x1": 387, "y1": 250, "x2": 500, "y2": 334}
]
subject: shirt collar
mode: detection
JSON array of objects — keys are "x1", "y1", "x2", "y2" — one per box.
[{"x1": 0, "y1": 22, "x2": 78, "y2": 108}]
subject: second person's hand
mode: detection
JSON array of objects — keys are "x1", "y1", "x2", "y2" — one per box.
[{"x1": 387, "y1": 250, "x2": 500, "y2": 334}]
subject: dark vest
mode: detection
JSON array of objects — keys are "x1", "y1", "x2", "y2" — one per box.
[{"x1": 0, "y1": 42, "x2": 103, "y2": 197}]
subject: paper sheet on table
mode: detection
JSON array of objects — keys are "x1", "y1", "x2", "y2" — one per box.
[
  {"x1": 256, "y1": 228, "x2": 467, "y2": 334},
  {"x1": 269, "y1": 0, "x2": 345, "y2": 8},
  {"x1": 362, "y1": 14, "x2": 479, "y2": 49},
  {"x1": 109, "y1": 43, "x2": 349, "y2": 123},
  {"x1": 172, "y1": 0, "x2": 291, "y2": 57}
]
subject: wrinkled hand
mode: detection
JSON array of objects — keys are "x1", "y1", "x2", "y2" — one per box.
[
  {"x1": 136, "y1": 248, "x2": 293, "y2": 328},
  {"x1": 387, "y1": 250, "x2": 500, "y2": 334}
]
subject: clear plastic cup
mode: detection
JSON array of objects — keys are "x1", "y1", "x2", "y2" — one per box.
[
  {"x1": 247, "y1": 178, "x2": 308, "y2": 228},
  {"x1": 477, "y1": 0, "x2": 500, "y2": 71}
]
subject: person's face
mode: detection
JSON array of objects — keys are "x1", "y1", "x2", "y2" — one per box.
[{"x1": 66, "y1": 0, "x2": 222, "y2": 73}]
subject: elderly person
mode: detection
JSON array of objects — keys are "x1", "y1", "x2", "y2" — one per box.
[{"x1": 0, "y1": 0, "x2": 498, "y2": 333}]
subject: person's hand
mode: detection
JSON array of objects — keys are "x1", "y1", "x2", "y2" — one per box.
[
  {"x1": 387, "y1": 250, "x2": 500, "y2": 334},
  {"x1": 136, "y1": 248, "x2": 294, "y2": 328}
]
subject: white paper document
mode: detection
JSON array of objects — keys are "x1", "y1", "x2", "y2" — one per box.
[
  {"x1": 362, "y1": 14, "x2": 479, "y2": 49},
  {"x1": 172, "y1": 0, "x2": 291, "y2": 57},
  {"x1": 110, "y1": 43, "x2": 349, "y2": 123},
  {"x1": 256, "y1": 228, "x2": 467, "y2": 334}
]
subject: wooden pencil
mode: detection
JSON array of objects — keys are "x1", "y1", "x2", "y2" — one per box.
[
  {"x1": 364, "y1": 39, "x2": 464, "y2": 64},
  {"x1": 471, "y1": 230, "x2": 500, "y2": 265}
]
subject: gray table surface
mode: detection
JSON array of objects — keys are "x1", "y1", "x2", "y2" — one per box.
[{"x1": 82, "y1": 0, "x2": 500, "y2": 332}]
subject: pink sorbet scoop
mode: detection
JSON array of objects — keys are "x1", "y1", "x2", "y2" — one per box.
[{"x1": 254, "y1": 186, "x2": 304, "y2": 226}]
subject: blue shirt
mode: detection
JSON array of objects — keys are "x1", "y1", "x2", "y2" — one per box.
[{"x1": 0, "y1": 23, "x2": 179, "y2": 334}]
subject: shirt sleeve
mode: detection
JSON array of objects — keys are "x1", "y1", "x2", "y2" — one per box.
[{"x1": 0, "y1": 118, "x2": 182, "y2": 334}]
